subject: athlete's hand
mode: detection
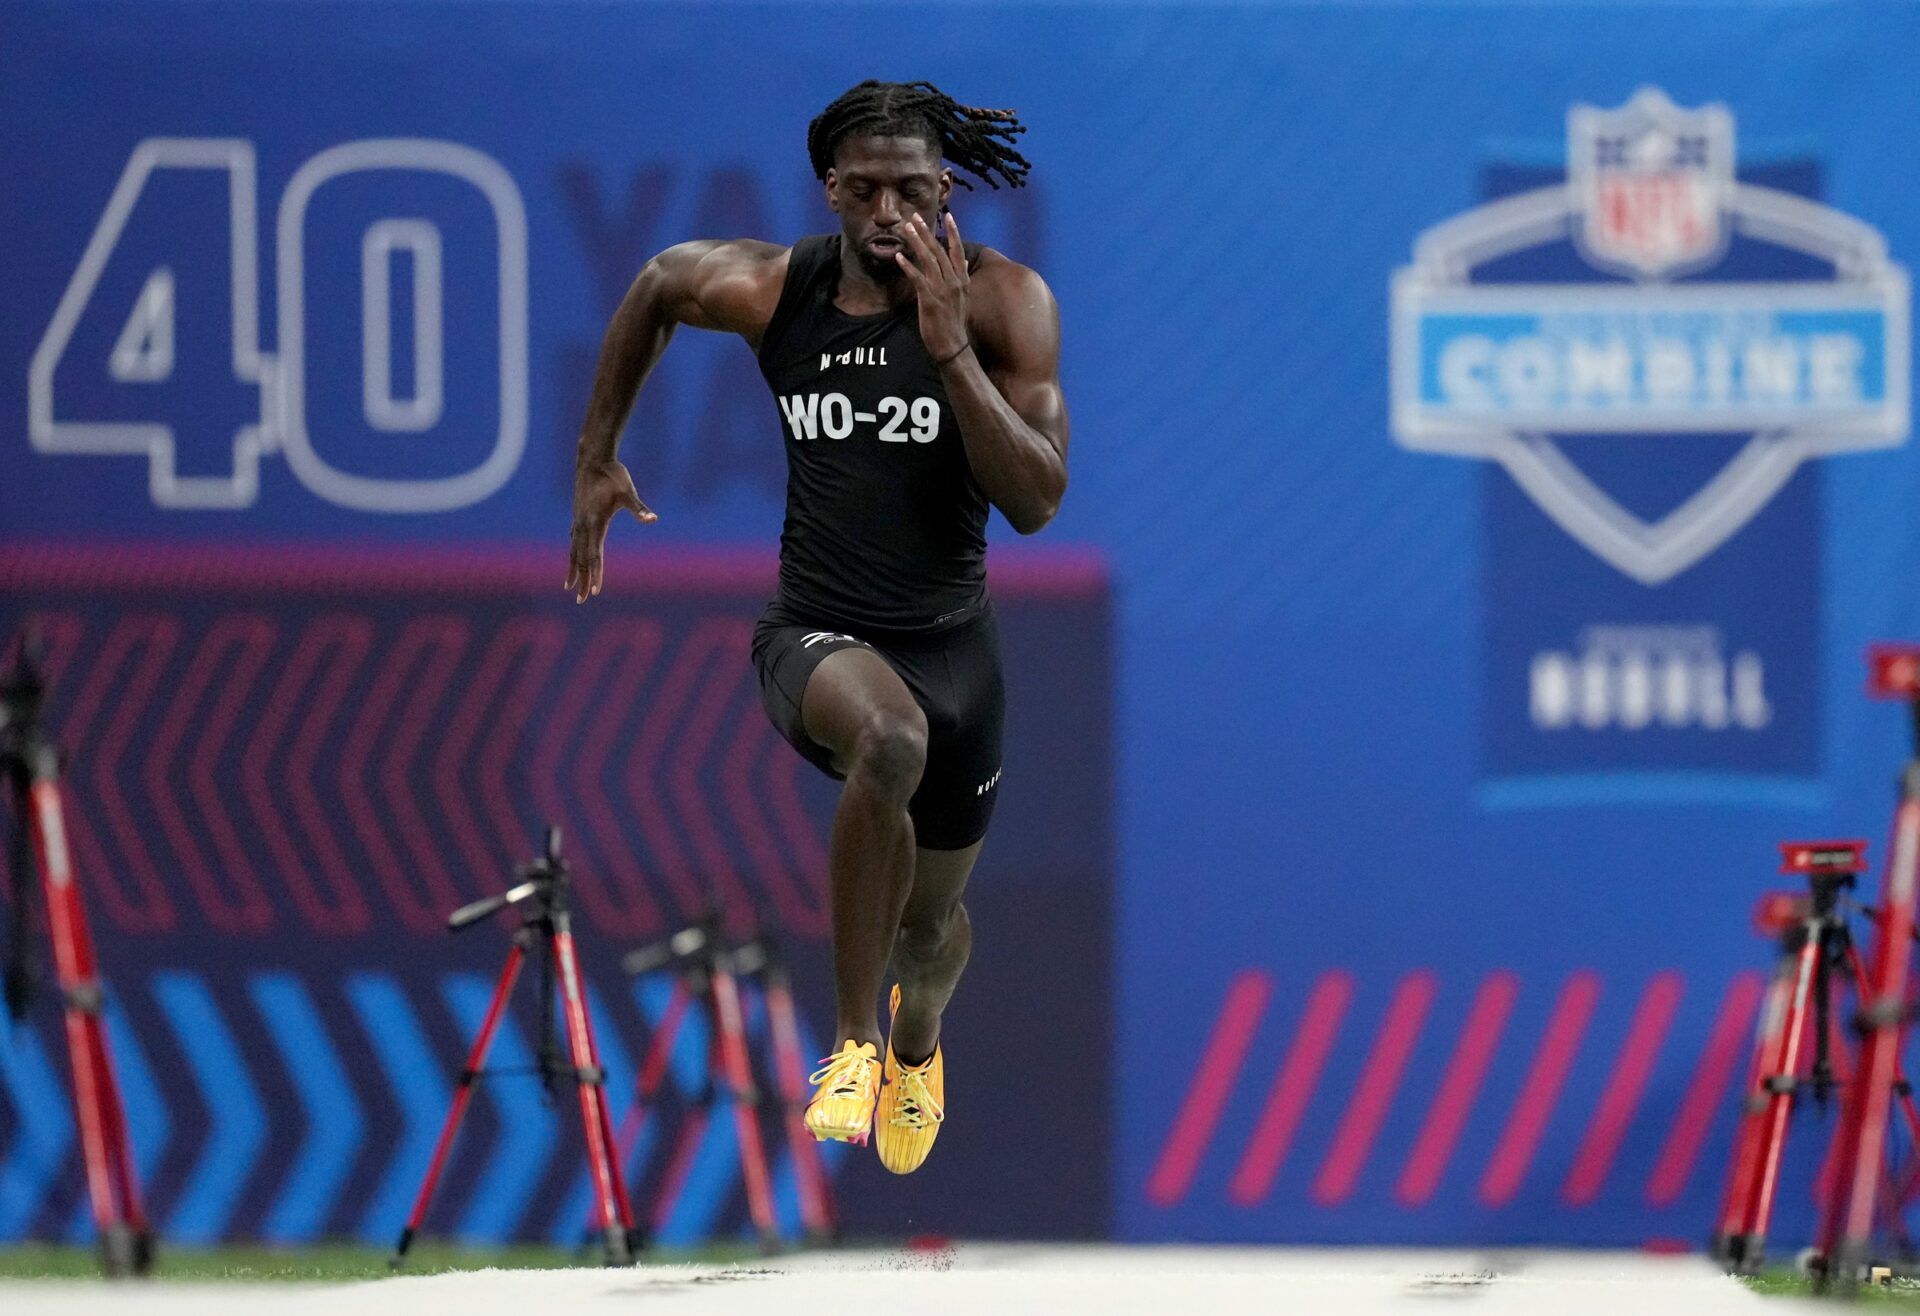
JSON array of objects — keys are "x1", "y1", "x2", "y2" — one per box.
[
  {"x1": 567, "y1": 458, "x2": 656, "y2": 603},
  {"x1": 895, "y1": 209, "x2": 970, "y2": 363}
]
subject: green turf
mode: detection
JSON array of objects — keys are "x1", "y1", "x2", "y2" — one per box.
[
  {"x1": 1743, "y1": 1270, "x2": 1920, "y2": 1304},
  {"x1": 0, "y1": 1241, "x2": 759, "y2": 1282}
]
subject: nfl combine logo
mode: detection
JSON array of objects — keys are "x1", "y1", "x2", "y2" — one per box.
[
  {"x1": 1389, "y1": 88, "x2": 1911, "y2": 790},
  {"x1": 1391, "y1": 86, "x2": 1908, "y2": 586}
]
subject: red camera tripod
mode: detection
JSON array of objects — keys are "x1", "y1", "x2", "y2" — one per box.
[
  {"x1": 1713, "y1": 644, "x2": 1920, "y2": 1289},
  {"x1": 1710, "y1": 839, "x2": 1917, "y2": 1275},
  {"x1": 1815, "y1": 645, "x2": 1920, "y2": 1288},
  {"x1": 391, "y1": 826, "x2": 638, "y2": 1268},
  {"x1": 1, "y1": 634, "x2": 152, "y2": 1277},
  {"x1": 617, "y1": 922, "x2": 834, "y2": 1249}
]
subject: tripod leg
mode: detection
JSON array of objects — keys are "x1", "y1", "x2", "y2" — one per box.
[
  {"x1": 594, "y1": 1080, "x2": 640, "y2": 1255},
  {"x1": 620, "y1": 979, "x2": 692, "y2": 1155},
  {"x1": 587, "y1": 1045, "x2": 638, "y2": 1242},
  {"x1": 1864, "y1": 1028, "x2": 1920, "y2": 1258},
  {"x1": 392, "y1": 944, "x2": 525, "y2": 1267},
  {"x1": 562, "y1": 951, "x2": 637, "y2": 1244},
  {"x1": 84, "y1": 1018, "x2": 153, "y2": 1275},
  {"x1": 28, "y1": 774, "x2": 150, "y2": 1276},
  {"x1": 1811, "y1": 977, "x2": 1856, "y2": 1211},
  {"x1": 5, "y1": 770, "x2": 38, "y2": 1022},
  {"x1": 593, "y1": 1051, "x2": 638, "y2": 1242},
  {"x1": 1735, "y1": 924, "x2": 1825, "y2": 1272},
  {"x1": 762, "y1": 971, "x2": 835, "y2": 1242},
  {"x1": 1819, "y1": 798, "x2": 1920, "y2": 1289},
  {"x1": 550, "y1": 926, "x2": 631, "y2": 1266},
  {"x1": 1843, "y1": 943, "x2": 1920, "y2": 1217},
  {"x1": 645, "y1": 969, "x2": 722, "y2": 1238},
  {"x1": 1714, "y1": 960, "x2": 1791, "y2": 1268},
  {"x1": 709, "y1": 963, "x2": 779, "y2": 1249},
  {"x1": 88, "y1": 1017, "x2": 151, "y2": 1229},
  {"x1": 601, "y1": 976, "x2": 692, "y2": 1248},
  {"x1": 1854, "y1": 1025, "x2": 1919, "y2": 1268}
]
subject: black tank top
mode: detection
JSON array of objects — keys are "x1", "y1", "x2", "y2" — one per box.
[{"x1": 756, "y1": 234, "x2": 990, "y2": 634}]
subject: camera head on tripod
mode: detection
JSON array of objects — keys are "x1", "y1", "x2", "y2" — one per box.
[
  {"x1": 619, "y1": 916, "x2": 791, "y2": 991},
  {"x1": 446, "y1": 825, "x2": 569, "y2": 932},
  {"x1": 1867, "y1": 645, "x2": 1920, "y2": 767},
  {"x1": 1, "y1": 630, "x2": 54, "y2": 1023},
  {"x1": 0, "y1": 630, "x2": 50, "y2": 756},
  {"x1": 1780, "y1": 840, "x2": 1870, "y2": 880},
  {"x1": 621, "y1": 914, "x2": 722, "y2": 977},
  {"x1": 1771, "y1": 839, "x2": 1870, "y2": 926}
]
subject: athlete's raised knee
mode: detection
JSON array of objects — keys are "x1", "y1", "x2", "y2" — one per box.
[{"x1": 848, "y1": 713, "x2": 927, "y2": 801}]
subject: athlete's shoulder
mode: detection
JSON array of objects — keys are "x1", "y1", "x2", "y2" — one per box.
[
  {"x1": 969, "y1": 247, "x2": 1052, "y2": 301},
  {"x1": 967, "y1": 248, "x2": 1060, "y2": 363},
  {"x1": 653, "y1": 237, "x2": 789, "y2": 279},
  {"x1": 685, "y1": 237, "x2": 791, "y2": 293},
  {"x1": 651, "y1": 238, "x2": 791, "y2": 335}
]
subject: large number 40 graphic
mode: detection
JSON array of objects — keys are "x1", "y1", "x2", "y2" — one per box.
[{"x1": 29, "y1": 138, "x2": 527, "y2": 512}]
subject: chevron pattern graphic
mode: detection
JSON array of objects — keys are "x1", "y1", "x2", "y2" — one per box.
[
  {"x1": 1, "y1": 604, "x2": 827, "y2": 941},
  {"x1": 0, "y1": 970, "x2": 841, "y2": 1244}
]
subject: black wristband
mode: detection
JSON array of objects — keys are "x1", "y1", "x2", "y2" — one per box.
[{"x1": 934, "y1": 342, "x2": 972, "y2": 368}]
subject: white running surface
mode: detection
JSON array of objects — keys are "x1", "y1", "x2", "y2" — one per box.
[{"x1": 0, "y1": 1246, "x2": 1820, "y2": 1314}]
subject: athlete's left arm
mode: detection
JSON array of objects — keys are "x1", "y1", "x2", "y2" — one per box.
[{"x1": 897, "y1": 213, "x2": 1069, "y2": 534}]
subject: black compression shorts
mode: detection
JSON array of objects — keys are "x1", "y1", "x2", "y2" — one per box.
[{"x1": 751, "y1": 602, "x2": 1005, "y2": 851}]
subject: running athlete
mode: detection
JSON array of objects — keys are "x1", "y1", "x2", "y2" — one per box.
[{"x1": 565, "y1": 81, "x2": 1068, "y2": 1173}]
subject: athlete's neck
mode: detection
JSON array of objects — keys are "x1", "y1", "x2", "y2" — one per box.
[{"x1": 834, "y1": 242, "x2": 915, "y2": 316}]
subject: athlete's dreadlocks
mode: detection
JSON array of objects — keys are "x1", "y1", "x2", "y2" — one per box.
[{"x1": 807, "y1": 80, "x2": 1031, "y2": 191}]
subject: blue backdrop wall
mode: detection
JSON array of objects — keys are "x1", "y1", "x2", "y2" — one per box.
[{"x1": 5, "y1": 0, "x2": 1920, "y2": 1251}]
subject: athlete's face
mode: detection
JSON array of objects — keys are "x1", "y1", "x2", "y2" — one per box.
[{"x1": 826, "y1": 136, "x2": 952, "y2": 278}]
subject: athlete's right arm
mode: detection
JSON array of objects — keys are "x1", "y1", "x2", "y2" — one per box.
[{"x1": 568, "y1": 240, "x2": 788, "y2": 602}]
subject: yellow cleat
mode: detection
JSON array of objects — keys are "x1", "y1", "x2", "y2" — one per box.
[
  {"x1": 805, "y1": 1039, "x2": 880, "y2": 1145},
  {"x1": 876, "y1": 985, "x2": 945, "y2": 1175}
]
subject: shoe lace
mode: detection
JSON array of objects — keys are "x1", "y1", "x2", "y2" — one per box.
[
  {"x1": 808, "y1": 1047, "x2": 875, "y2": 1100},
  {"x1": 889, "y1": 1064, "x2": 945, "y2": 1129}
]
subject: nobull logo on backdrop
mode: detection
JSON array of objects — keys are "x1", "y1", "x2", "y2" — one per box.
[{"x1": 1389, "y1": 88, "x2": 1911, "y2": 790}]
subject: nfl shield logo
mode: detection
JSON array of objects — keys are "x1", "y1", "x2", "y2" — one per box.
[{"x1": 1569, "y1": 87, "x2": 1734, "y2": 279}]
